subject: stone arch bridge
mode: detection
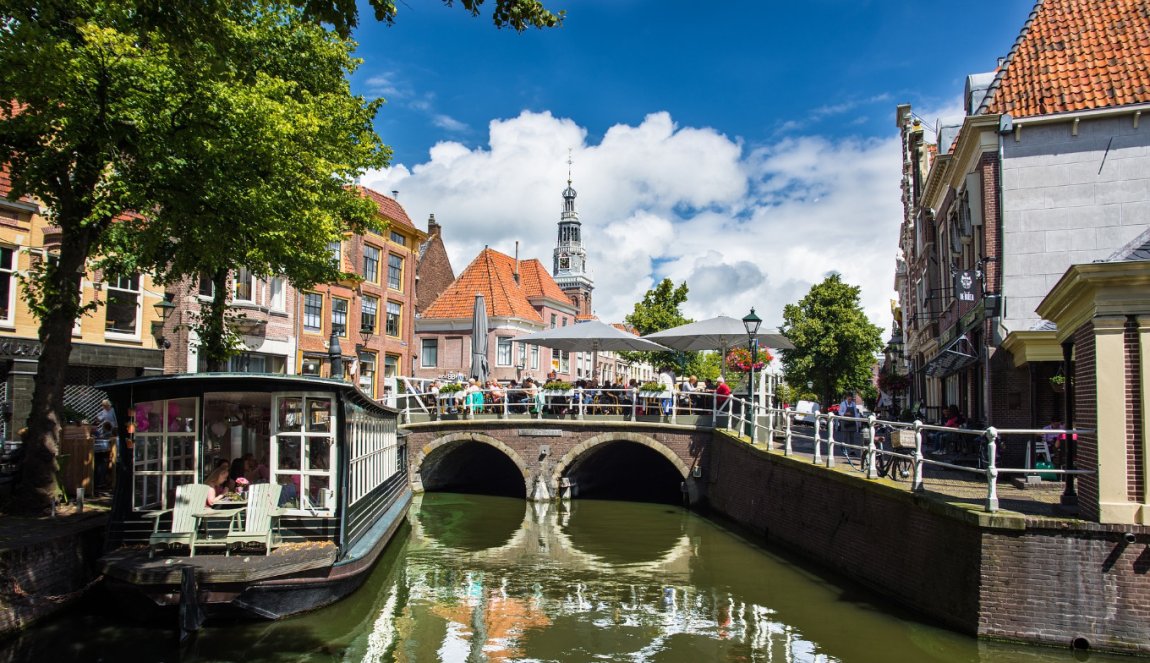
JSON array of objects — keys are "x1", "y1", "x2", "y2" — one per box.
[{"x1": 402, "y1": 419, "x2": 714, "y2": 505}]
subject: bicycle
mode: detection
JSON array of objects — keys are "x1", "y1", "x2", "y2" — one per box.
[{"x1": 840, "y1": 425, "x2": 913, "y2": 481}]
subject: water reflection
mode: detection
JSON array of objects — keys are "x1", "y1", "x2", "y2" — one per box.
[{"x1": 0, "y1": 494, "x2": 1130, "y2": 662}]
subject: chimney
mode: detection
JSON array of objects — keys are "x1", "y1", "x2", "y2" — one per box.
[
  {"x1": 391, "y1": 190, "x2": 399, "y2": 199},
  {"x1": 427, "y1": 213, "x2": 439, "y2": 236},
  {"x1": 514, "y1": 241, "x2": 520, "y2": 284}
]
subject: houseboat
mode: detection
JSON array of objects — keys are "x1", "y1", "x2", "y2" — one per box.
[{"x1": 97, "y1": 373, "x2": 411, "y2": 623}]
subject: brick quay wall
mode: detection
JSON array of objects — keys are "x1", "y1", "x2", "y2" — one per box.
[{"x1": 701, "y1": 430, "x2": 1150, "y2": 655}]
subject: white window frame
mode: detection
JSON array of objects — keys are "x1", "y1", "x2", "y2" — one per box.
[
  {"x1": 0, "y1": 246, "x2": 15, "y2": 327},
  {"x1": 303, "y1": 293, "x2": 323, "y2": 332},
  {"x1": 363, "y1": 244, "x2": 381, "y2": 283},
  {"x1": 105, "y1": 274, "x2": 142, "y2": 338},
  {"x1": 385, "y1": 301, "x2": 401, "y2": 337},
  {"x1": 387, "y1": 254, "x2": 403, "y2": 290},
  {"x1": 131, "y1": 397, "x2": 200, "y2": 511},
  {"x1": 496, "y1": 336, "x2": 512, "y2": 366},
  {"x1": 361, "y1": 296, "x2": 379, "y2": 335},
  {"x1": 347, "y1": 405, "x2": 398, "y2": 505},
  {"x1": 271, "y1": 393, "x2": 337, "y2": 515},
  {"x1": 531, "y1": 345, "x2": 539, "y2": 370},
  {"x1": 332, "y1": 297, "x2": 349, "y2": 337},
  {"x1": 268, "y1": 277, "x2": 285, "y2": 312}
]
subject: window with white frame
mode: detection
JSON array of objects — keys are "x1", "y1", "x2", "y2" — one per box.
[
  {"x1": 132, "y1": 397, "x2": 198, "y2": 510},
  {"x1": 303, "y1": 293, "x2": 323, "y2": 331},
  {"x1": 531, "y1": 345, "x2": 539, "y2": 370},
  {"x1": 233, "y1": 267, "x2": 255, "y2": 302},
  {"x1": 328, "y1": 240, "x2": 342, "y2": 270},
  {"x1": 346, "y1": 403, "x2": 398, "y2": 505},
  {"x1": 363, "y1": 244, "x2": 380, "y2": 283},
  {"x1": 358, "y1": 351, "x2": 376, "y2": 396},
  {"x1": 105, "y1": 274, "x2": 141, "y2": 335},
  {"x1": 421, "y1": 338, "x2": 437, "y2": 367},
  {"x1": 385, "y1": 301, "x2": 400, "y2": 337},
  {"x1": 361, "y1": 296, "x2": 378, "y2": 335},
  {"x1": 273, "y1": 395, "x2": 335, "y2": 514},
  {"x1": 0, "y1": 247, "x2": 14, "y2": 325},
  {"x1": 497, "y1": 337, "x2": 512, "y2": 366},
  {"x1": 384, "y1": 354, "x2": 399, "y2": 377},
  {"x1": 387, "y1": 254, "x2": 403, "y2": 290},
  {"x1": 268, "y1": 277, "x2": 285, "y2": 311},
  {"x1": 517, "y1": 342, "x2": 526, "y2": 369}
]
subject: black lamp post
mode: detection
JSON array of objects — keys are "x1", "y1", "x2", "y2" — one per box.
[
  {"x1": 151, "y1": 293, "x2": 177, "y2": 349},
  {"x1": 329, "y1": 327, "x2": 343, "y2": 379},
  {"x1": 742, "y1": 308, "x2": 762, "y2": 428}
]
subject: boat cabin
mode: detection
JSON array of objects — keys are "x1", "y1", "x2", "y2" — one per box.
[{"x1": 100, "y1": 373, "x2": 408, "y2": 554}]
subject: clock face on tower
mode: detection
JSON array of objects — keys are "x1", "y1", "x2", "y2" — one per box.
[{"x1": 559, "y1": 254, "x2": 570, "y2": 270}]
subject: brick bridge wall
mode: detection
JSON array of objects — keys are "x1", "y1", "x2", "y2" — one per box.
[
  {"x1": 703, "y1": 429, "x2": 1150, "y2": 654},
  {"x1": 403, "y1": 420, "x2": 710, "y2": 503}
]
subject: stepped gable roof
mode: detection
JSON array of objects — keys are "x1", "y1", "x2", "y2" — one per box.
[
  {"x1": 516, "y1": 258, "x2": 571, "y2": 304},
  {"x1": 421, "y1": 247, "x2": 544, "y2": 323},
  {"x1": 984, "y1": 0, "x2": 1150, "y2": 118},
  {"x1": 355, "y1": 185, "x2": 417, "y2": 230}
]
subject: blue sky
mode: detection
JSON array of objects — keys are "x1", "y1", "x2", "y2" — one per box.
[{"x1": 353, "y1": 0, "x2": 1037, "y2": 330}]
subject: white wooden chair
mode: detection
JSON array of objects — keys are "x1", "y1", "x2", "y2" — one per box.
[
  {"x1": 142, "y1": 483, "x2": 212, "y2": 558},
  {"x1": 209, "y1": 483, "x2": 285, "y2": 556}
]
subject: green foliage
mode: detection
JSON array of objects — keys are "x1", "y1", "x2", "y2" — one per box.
[
  {"x1": 638, "y1": 381, "x2": 665, "y2": 392},
  {"x1": 303, "y1": 0, "x2": 564, "y2": 38},
  {"x1": 438, "y1": 382, "x2": 464, "y2": 394},
  {"x1": 542, "y1": 380, "x2": 572, "y2": 391},
  {"x1": 622, "y1": 278, "x2": 694, "y2": 371},
  {"x1": 779, "y1": 273, "x2": 884, "y2": 407}
]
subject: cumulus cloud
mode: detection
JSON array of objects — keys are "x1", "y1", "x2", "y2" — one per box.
[{"x1": 362, "y1": 109, "x2": 904, "y2": 332}]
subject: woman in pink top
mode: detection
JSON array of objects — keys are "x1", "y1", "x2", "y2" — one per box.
[{"x1": 204, "y1": 464, "x2": 231, "y2": 506}]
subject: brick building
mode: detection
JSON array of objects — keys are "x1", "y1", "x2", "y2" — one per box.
[
  {"x1": 295, "y1": 187, "x2": 425, "y2": 398},
  {"x1": 0, "y1": 168, "x2": 165, "y2": 438},
  {"x1": 893, "y1": 0, "x2": 1150, "y2": 445},
  {"x1": 415, "y1": 214, "x2": 454, "y2": 316}
]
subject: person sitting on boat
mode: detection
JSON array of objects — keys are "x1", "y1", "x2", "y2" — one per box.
[{"x1": 205, "y1": 463, "x2": 232, "y2": 506}]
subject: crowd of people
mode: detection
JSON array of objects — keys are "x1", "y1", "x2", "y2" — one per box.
[{"x1": 422, "y1": 372, "x2": 735, "y2": 417}]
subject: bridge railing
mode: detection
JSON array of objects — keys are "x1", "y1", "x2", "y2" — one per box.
[
  {"x1": 394, "y1": 387, "x2": 1093, "y2": 514},
  {"x1": 394, "y1": 386, "x2": 737, "y2": 425},
  {"x1": 740, "y1": 397, "x2": 1094, "y2": 513}
]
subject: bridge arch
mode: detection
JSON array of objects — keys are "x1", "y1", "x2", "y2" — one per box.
[
  {"x1": 412, "y1": 431, "x2": 531, "y2": 498},
  {"x1": 549, "y1": 431, "x2": 690, "y2": 503}
]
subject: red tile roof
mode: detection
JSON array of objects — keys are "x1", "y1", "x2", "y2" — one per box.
[
  {"x1": 985, "y1": 0, "x2": 1150, "y2": 118},
  {"x1": 356, "y1": 185, "x2": 418, "y2": 230},
  {"x1": 421, "y1": 247, "x2": 547, "y2": 323},
  {"x1": 516, "y1": 258, "x2": 571, "y2": 303}
]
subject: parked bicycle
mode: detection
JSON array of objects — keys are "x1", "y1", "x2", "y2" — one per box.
[{"x1": 841, "y1": 424, "x2": 913, "y2": 481}]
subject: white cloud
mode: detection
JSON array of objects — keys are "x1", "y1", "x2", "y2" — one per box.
[
  {"x1": 362, "y1": 109, "x2": 903, "y2": 335},
  {"x1": 431, "y1": 114, "x2": 468, "y2": 132}
]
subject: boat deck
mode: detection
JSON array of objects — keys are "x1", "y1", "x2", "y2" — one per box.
[{"x1": 100, "y1": 542, "x2": 339, "y2": 585}]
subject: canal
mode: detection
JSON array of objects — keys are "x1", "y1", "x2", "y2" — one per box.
[{"x1": 0, "y1": 494, "x2": 1121, "y2": 662}]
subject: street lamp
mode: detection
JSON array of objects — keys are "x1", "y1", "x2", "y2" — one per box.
[
  {"x1": 742, "y1": 308, "x2": 762, "y2": 428},
  {"x1": 151, "y1": 293, "x2": 176, "y2": 349}
]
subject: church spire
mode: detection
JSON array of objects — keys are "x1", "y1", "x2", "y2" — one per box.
[{"x1": 553, "y1": 151, "x2": 593, "y2": 317}]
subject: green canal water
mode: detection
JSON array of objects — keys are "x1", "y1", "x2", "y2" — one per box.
[{"x1": 0, "y1": 493, "x2": 1123, "y2": 662}]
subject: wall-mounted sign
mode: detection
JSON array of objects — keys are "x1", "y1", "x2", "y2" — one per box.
[{"x1": 954, "y1": 270, "x2": 977, "y2": 303}]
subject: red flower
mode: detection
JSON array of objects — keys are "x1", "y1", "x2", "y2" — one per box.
[{"x1": 725, "y1": 346, "x2": 773, "y2": 372}]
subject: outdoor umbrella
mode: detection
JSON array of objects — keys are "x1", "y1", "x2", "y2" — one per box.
[
  {"x1": 470, "y1": 294, "x2": 490, "y2": 384},
  {"x1": 643, "y1": 315, "x2": 794, "y2": 377},
  {"x1": 514, "y1": 319, "x2": 671, "y2": 381}
]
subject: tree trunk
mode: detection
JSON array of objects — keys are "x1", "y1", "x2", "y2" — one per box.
[
  {"x1": 13, "y1": 229, "x2": 95, "y2": 514},
  {"x1": 199, "y1": 268, "x2": 231, "y2": 371}
]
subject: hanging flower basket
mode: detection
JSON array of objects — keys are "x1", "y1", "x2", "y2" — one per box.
[
  {"x1": 1050, "y1": 375, "x2": 1066, "y2": 393},
  {"x1": 725, "y1": 346, "x2": 773, "y2": 373},
  {"x1": 878, "y1": 372, "x2": 911, "y2": 392}
]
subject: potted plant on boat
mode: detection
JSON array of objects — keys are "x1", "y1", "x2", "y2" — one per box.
[
  {"x1": 637, "y1": 381, "x2": 668, "y2": 399},
  {"x1": 542, "y1": 380, "x2": 574, "y2": 397}
]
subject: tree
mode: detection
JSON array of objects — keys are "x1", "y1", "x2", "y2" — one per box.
[
  {"x1": 779, "y1": 274, "x2": 883, "y2": 408},
  {"x1": 622, "y1": 278, "x2": 699, "y2": 375},
  {"x1": 0, "y1": 0, "x2": 560, "y2": 514}
]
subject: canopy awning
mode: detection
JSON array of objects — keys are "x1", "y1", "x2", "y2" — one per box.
[{"x1": 923, "y1": 334, "x2": 978, "y2": 377}]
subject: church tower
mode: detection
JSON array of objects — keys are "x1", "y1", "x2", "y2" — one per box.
[{"x1": 553, "y1": 155, "x2": 594, "y2": 318}]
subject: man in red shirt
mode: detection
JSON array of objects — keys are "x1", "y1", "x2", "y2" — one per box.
[{"x1": 714, "y1": 376, "x2": 731, "y2": 410}]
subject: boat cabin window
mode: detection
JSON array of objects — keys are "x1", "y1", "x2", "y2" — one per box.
[
  {"x1": 131, "y1": 397, "x2": 199, "y2": 510},
  {"x1": 203, "y1": 392, "x2": 274, "y2": 492},
  {"x1": 346, "y1": 402, "x2": 399, "y2": 504},
  {"x1": 273, "y1": 395, "x2": 336, "y2": 514}
]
